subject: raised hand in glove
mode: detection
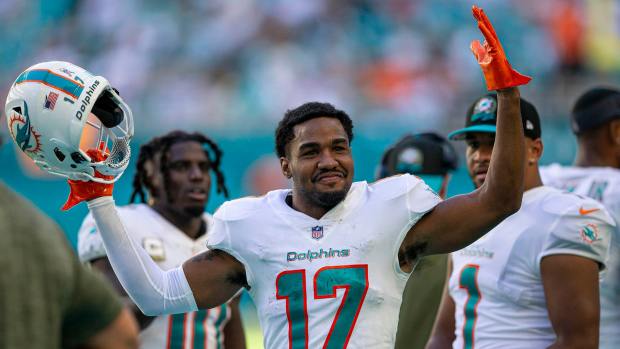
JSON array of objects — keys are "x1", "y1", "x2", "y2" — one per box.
[
  {"x1": 470, "y1": 6, "x2": 531, "y2": 91},
  {"x1": 62, "y1": 147, "x2": 114, "y2": 210}
]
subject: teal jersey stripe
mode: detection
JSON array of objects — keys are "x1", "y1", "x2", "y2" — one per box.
[
  {"x1": 169, "y1": 313, "x2": 187, "y2": 349},
  {"x1": 276, "y1": 271, "x2": 308, "y2": 349},
  {"x1": 214, "y1": 305, "x2": 228, "y2": 349},
  {"x1": 193, "y1": 310, "x2": 209, "y2": 349},
  {"x1": 460, "y1": 265, "x2": 481, "y2": 349},
  {"x1": 15, "y1": 69, "x2": 84, "y2": 98}
]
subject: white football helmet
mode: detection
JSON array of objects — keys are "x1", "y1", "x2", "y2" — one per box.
[{"x1": 5, "y1": 61, "x2": 133, "y2": 183}]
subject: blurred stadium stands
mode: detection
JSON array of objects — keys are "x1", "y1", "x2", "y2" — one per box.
[
  {"x1": 1, "y1": 0, "x2": 619, "y2": 347},
  {"x1": 1, "y1": 0, "x2": 619, "y2": 136}
]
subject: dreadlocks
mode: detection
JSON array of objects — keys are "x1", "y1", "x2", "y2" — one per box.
[
  {"x1": 129, "y1": 140, "x2": 158, "y2": 204},
  {"x1": 129, "y1": 130, "x2": 229, "y2": 204}
]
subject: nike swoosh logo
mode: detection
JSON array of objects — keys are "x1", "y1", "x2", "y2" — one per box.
[{"x1": 579, "y1": 207, "x2": 600, "y2": 215}]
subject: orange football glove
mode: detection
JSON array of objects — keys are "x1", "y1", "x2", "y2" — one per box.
[
  {"x1": 62, "y1": 147, "x2": 114, "y2": 210},
  {"x1": 470, "y1": 6, "x2": 532, "y2": 90}
]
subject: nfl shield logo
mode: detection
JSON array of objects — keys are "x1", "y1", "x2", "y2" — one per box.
[{"x1": 311, "y1": 226, "x2": 324, "y2": 240}]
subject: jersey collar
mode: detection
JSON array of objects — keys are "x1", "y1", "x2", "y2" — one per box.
[{"x1": 268, "y1": 181, "x2": 368, "y2": 224}]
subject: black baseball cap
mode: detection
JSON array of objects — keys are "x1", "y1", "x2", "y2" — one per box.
[
  {"x1": 448, "y1": 93, "x2": 541, "y2": 140},
  {"x1": 571, "y1": 87, "x2": 620, "y2": 134},
  {"x1": 378, "y1": 132, "x2": 458, "y2": 178}
]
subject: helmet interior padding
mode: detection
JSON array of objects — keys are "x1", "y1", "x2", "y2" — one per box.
[{"x1": 92, "y1": 89, "x2": 124, "y2": 128}]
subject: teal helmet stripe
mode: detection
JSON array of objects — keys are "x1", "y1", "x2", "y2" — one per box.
[
  {"x1": 448, "y1": 125, "x2": 498, "y2": 140},
  {"x1": 15, "y1": 69, "x2": 84, "y2": 98}
]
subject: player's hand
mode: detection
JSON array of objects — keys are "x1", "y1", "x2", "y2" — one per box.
[
  {"x1": 62, "y1": 147, "x2": 114, "y2": 210},
  {"x1": 470, "y1": 6, "x2": 531, "y2": 91}
]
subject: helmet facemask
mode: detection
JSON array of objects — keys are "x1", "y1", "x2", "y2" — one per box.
[{"x1": 46, "y1": 86, "x2": 134, "y2": 183}]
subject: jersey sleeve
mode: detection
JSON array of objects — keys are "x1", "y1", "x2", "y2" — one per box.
[
  {"x1": 539, "y1": 164, "x2": 558, "y2": 186},
  {"x1": 207, "y1": 202, "x2": 255, "y2": 287},
  {"x1": 374, "y1": 174, "x2": 442, "y2": 276},
  {"x1": 539, "y1": 201, "x2": 615, "y2": 270},
  {"x1": 61, "y1": 256, "x2": 123, "y2": 348},
  {"x1": 601, "y1": 197, "x2": 620, "y2": 229},
  {"x1": 404, "y1": 174, "x2": 443, "y2": 220},
  {"x1": 77, "y1": 212, "x2": 107, "y2": 263}
]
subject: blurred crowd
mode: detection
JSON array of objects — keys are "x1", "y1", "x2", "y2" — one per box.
[{"x1": 1, "y1": 0, "x2": 620, "y2": 138}]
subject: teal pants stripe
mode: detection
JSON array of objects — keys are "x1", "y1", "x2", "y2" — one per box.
[
  {"x1": 193, "y1": 310, "x2": 209, "y2": 349},
  {"x1": 214, "y1": 306, "x2": 228, "y2": 349},
  {"x1": 168, "y1": 313, "x2": 187, "y2": 349}
]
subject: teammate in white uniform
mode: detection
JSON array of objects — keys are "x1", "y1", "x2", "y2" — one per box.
[
  {"x1": 78, "y1": 131, "x2": 245, "y2": 349},
  {"x1": 427, "y1": 94, "x2": 614, "y2": 349},
  {"x1": 17, "y1": 8, "x2": 533, "y2": 349},
  {"x1": 540, "y1": 87, "x2": 620, "y2": 348}
]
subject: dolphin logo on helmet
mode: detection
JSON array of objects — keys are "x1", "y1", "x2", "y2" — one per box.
[
  {"x1": 8, "y1": 102, "x2": 42, "y2": 156},
  {"x1": 14, "y1": 103, "x2": 32, "y2": 151}
]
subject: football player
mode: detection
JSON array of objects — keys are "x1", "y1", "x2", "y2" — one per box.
[
  {"x1": 426, "y1": 93, "x2": 614, "y2": 348},
  {"x1": 375, "y1": 133, "x2": 458, "y2": 349},
  {"x1": 77, "y1": 130, "x2": 246, "y2": 349},
  {"x1": 541, "y1": 87, "x2": 620, "y2": 349},
  {"x1": 10, "y1": 7, "x2": 533, "y2": 349}
]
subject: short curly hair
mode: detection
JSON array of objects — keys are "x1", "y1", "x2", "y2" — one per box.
[{"x1": 275, "y1": 102, "x2": 354, "y2": 158}]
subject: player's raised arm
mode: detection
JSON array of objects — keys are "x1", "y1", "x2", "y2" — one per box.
[
  {"x1": 401, "y1": 6, "x2": 530, "y2": 260},
  {"x1": 3, "y1": 60, "x2": 248, "y2": 315},
  {"x1": 84, "y1": 167, "x2": 247, "y2": 313}
]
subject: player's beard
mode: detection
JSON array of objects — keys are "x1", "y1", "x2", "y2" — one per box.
[{"x1": 302, "y1": 184, "x2": 351, "y2": 210}]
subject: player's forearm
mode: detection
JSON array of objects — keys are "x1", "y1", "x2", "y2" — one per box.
[
  {"x1": 88, "y1": 197, "x2": 198, "y2": 316},
  {"x1": 425, "y1": 269, "x2": 455, "y2": 349},
  {"x1": 224, "y1": 297, "x2": 247, "y2": 349},
  {"x1": 481, "y1": 87, "x2": 525, "y2": 215},
  {"x1": 542, "y1": 254, "x2": 601, "y2": 349}
]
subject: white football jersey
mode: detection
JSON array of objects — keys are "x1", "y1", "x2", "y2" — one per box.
[
  {"x1": 449, "y1": 186, "x2": 613, "y2": 348},
  {"x1": 78, "y1": 204, "x2": 232, "y2": 349},
  {"x1": 541, "y1": 164, "x2": 620, "y2": 348},
  {"x1": 207, "y1": 174, "x2": 441, "y2": 349}
]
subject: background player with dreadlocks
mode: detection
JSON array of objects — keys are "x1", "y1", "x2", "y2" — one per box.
[{"x1": 77, "y1": 130, "x2": 246, "y2": 349}]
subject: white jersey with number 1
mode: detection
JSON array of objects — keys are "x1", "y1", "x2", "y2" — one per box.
[
  {"x1": 208, "y1": 174, "x2": 441, "y2": 349},
  {"x1": 78, "y1": 204, "x2": 232, "y2": 349},
  {"x1": 541, "y1": 164, "x2": 620, "y2": 349},
  {"x1": 450, "y1": 186, "x2": 613, "y2": 348}
]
